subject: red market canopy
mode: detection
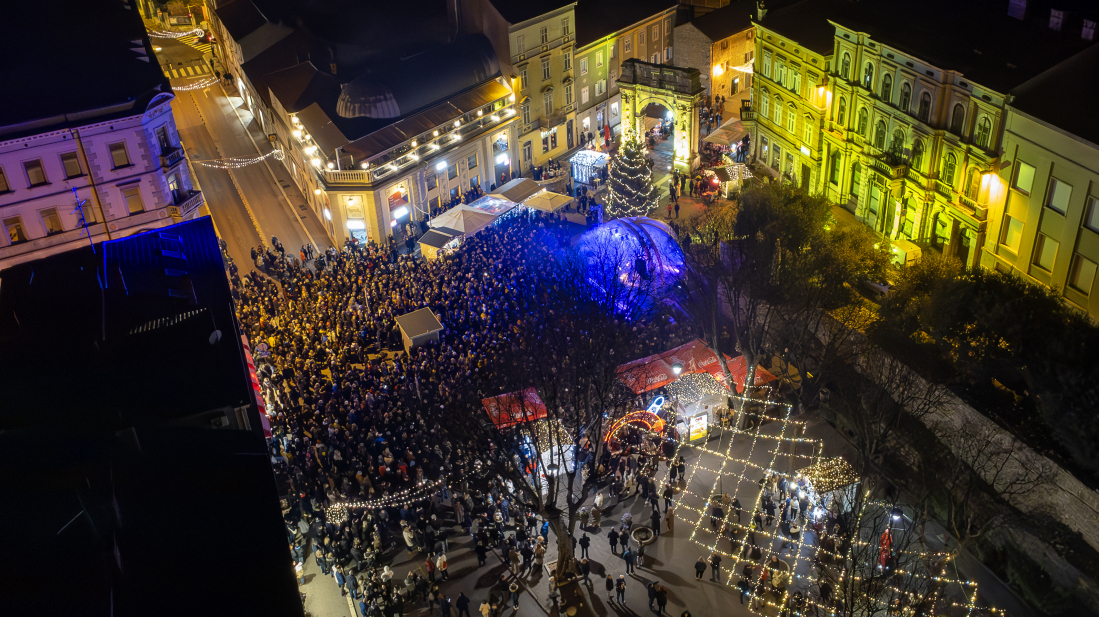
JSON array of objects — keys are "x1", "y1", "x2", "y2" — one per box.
[
  {"x1": 616, "y1": 338, "x2": 777, "y2": 394},
  {"x1": 482, "y1": 388, "x2": 548, "y2": 429}
]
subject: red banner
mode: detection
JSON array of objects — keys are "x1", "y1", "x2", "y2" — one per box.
[
  {"x1": 482, "y1": 388, "x2": 548, "y2": 429},
  {"x1": 616, "y1": 338, "x2": 777, "y2": 394}
]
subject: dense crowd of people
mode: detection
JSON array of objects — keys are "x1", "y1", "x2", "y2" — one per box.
[{"x1": 232, "y1": 209, "x2": 693, "y2": 616}]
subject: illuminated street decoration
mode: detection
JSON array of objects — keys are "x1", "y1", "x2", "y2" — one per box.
[
  {"x1": 173, "y1": 77, "x2": 220, "y2": 92},
  {"x1": 194, "y1": 149, "x2": 285, "y2": 169},
  {"x1": 147, "y1": 28, "x2": 204, "y2": 39}
]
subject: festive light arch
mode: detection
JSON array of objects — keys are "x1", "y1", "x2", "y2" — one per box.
[{"x1": 604, "y1": 410, "x2": 666, "y2": 444}]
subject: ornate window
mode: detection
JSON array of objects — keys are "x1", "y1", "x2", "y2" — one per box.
[
  {"x1": 942, "y1": 153, "x2": 957, "y2": 186},
  {"x1": 841, "y1": 53, "x2": 851, "y2": 80},
  {"x1": 899, "y1": 82, "x2": 911, "y2": 112},
  {"x1": 837, "y1": 97, "x2": 847, "y2": 125},
  {"x1": 881, "y1": 74, "x2": 892, "y2": 103},
  {"x1": 911, "y1": 140, "x2": 924, "y2": 171},
  {"x1": 950, "y1": 103, "x2": 966, "y2": 135},
  {"x1": 863, "y1": 62, "x2": 874, "y2": 89},
  {"x1": 761, "y1": 91, "x2": 770, "y2": 119},
  {"x1": 786, "y1": 104, "x2": 796, "y2": 133},
  {"x1": 918, "y1": 92, "x2": 931, "y2": 122},
  {"x1": 975, "y1": 116, "x2": 992, "y2": 149},
  {"x1": 857, "y1": 108, "x2": 868, "y2": 136},
  {"x1": 874, "y1": 120, "x2": 887, "y2": 148}
]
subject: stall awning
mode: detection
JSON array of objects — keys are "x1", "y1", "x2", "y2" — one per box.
[
  {"x1": 428, "y1": 208, "x2": 498, "y2": 234},
  {"x1": 524, "y1": 191, "x2": 573, "y2": 213},
  {"x1": 492, "y1": 178, "x2": 542, "y2": 203},
  {"x1": 482, "y1": 388, "x2": 548, "y2": 429},
  {"x1": 418, "y1": 229, "x2": 459, "y2": 249},
  {"x1": 713, "y1": 167, "x2": 733, "y2": 182},
  {"x1": 617, "y1": 338, "x2": 777, "y2": 394},
  {"x1": 703, "y1": 119, "x2": 748, "y2": 146}
]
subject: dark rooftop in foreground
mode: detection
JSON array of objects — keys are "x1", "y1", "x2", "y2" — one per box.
[
  {"x1": 574, "y1": 0, "x2": 677, "y2": 48},
  {"x1": 1010, "y1": 42, "x2": 1099, "y2": 147},
  {"x1": 681, "y1": 0, "x2": 798, "y2": 42},
  {"x1": 0, "y1": 427, "x2": 301, "y2": 617},
  {"x1": 0, "y1": 0, "x2": 169, "y2": 131},
  {"x1": 485, "y1": 0, "x2": 574, "y2": 25},
  {"x1": 0, "y1": 217, "x2": 254, "y2": 431}
]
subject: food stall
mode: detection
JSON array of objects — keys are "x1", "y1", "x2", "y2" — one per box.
[{"x1": 570, "y1": 149, "x2": 609, "y2": 185}]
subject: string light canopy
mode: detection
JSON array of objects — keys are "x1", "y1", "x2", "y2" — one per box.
[
  {"x1": 194, "y1": 149, "x2": 285, "y2": 169},
  {"x1": 622, "y1": 393, "x2": 984, "y2": 617},
  {"x1": 325, "y1": 477, "x2": 447, "y2": 520}
]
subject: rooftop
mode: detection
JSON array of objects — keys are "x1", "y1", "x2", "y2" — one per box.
[
  {"x1": 682, "y1": 0, "x2": 798, "y2": 42},
  {"x1": 485, "y1": 0, "x2": 574, "y2": 25},
  {"x1": 0, "y1": 0, "x2": 169, "y2": 132},
  {"x1": 0, "y1": 217, "x2": 255, "y2": 431},
  {"x1": 829, "y1": 0, "x2": 1097, "y2": 93},
  {"x1": 0, "y1": 427, "x2": 301, "y2": 617},
  {"x1": 395, "y1": 307, "x2": 445, "y2": 337},
  {"x1": 1010, "y1": 42, "x2": 1099, "y2": 147},
  {"x1": 574, "y1": 0, "x2": 677, "y2": 48}
]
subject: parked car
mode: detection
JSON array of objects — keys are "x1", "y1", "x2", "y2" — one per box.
[{"x1": 861, "y1": 279, "x2": 893, "y2": 298}]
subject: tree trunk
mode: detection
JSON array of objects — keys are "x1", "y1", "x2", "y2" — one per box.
[{"x1": 551, "y1": 515, "x2": 579, "y2": 579}]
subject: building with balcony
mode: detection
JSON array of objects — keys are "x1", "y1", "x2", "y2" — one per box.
[
  {"x1": 572, "y1": 0, "x2": 680, "y2": 146},
  {"x1": 459, "y1": 0, "x2": 578, "y2": 171},
  {"x1": 0, "y1": 0, "x2": 201, "y2": 271},
  {"x1": 212, "y1": 0, "x2": 518, "y2": 246},
  {"x1": 674, "y1": 0, "x2": 789, "y2": 108},
  {"x1": 743, "y1": 0, "x2": 836, "y2": 192},
  {"x1": 741, "y1": 0, "x2": 1095, "y2": 269},
  {"x1": 981, "y1": 42, "x2": 1099, "y2": 319}
]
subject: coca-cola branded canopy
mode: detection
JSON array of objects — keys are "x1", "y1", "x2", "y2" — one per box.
[
  {"x1": 616, "y1": 338, "x2": 777, "y2": 394},
  {"x1": 482, "y1": 388, "x2": 548, "y2": 429}
]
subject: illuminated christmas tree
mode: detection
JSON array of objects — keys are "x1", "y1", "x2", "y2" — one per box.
[{"x1": 605, "y1": 134, "x2": 658, "y2": 219}]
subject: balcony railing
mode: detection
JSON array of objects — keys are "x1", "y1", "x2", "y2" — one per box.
[
  {"x1": 160, "y1": 146, "x2": 185, "y2": 169},
  {"x1": 321, "y1": 169, "x2": 371, "y2": 185},
  {"x1": 934, "y1": 180, "x2": 953, "y2": 199},
  {"x1": 171, "y1": 190, "x2": 204, "y2": 218},
  {"x1": 542, "y1": 111, "x2": 567, "y2": 128}
]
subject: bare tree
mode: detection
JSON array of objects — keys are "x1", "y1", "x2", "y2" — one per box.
[{"x1": 924, "y1": 415, "x2": 1055, "y2": 546}]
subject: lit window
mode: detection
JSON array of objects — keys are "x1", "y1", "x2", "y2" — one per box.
[
  {"x1": 122, "y1": 186, "x2": 145, "y2": 214},
  {"x1": 1033, "y1": 234, "x2": 1059, "y2": 271},
  {"x1": 863, "y1": 62, "x2": 873, "y2": 88},
  {"x1": 1084, "y1": 196, "x2": 1099, "y2": 232},
  {"x1": 24, "y1": 159, "x2": 47, "y2": 186},
  {"x1": 597, "y1": 51, "x2": 603, "y2": 67},
  {"x1": 997, "y1": 214, "x2": 1019, "y2": 250},
  {"x1": 581, "y1": 58, "x2": 588, "y2": 75},
  {"x1": 1069, "y1": 254, "x2": 1097, "y2": 294},
  {"x1": 1046, "y1": 178, "x2": 1072, "y2": 214},
  {"x1": 40, "y1": 207, "x2": 63, "y2": 235},
  {"x1": 1013, "y1": 161, "x2": 1035, "y2": 194},
  {"x1": 3, "y1": 216, "x2": 28, "y2": 244},
  {"x1": 61, "y1": 152, "x2": 83, "y2": 178},
  {"x1": 0, "y1": 166, "x2": 9, "y2": 192},
  {"x1": 761, "y1": 91, "x2": 770, "y2": 118},
  {"x1": 802, "y1": 115, "x2": 812, "y2": 144},
  {"x1": 109, "y1": 142, "x2": 131, "y2": 168}
]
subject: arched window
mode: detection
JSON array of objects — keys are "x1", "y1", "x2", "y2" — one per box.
[
  {"x1": 857, "y1": 108, "x2": 869, "y2": 136},
  {"x1": 874, "y1": 120, "x2": 887, "y2": 148},
  {"x1": 891, "y1": 129, "x2": 905, "y2": 155},
  {"x1": 863, "y1": 62, "x2": 874, "y2": 88},
  {"x1": 773, "y1": 96, "x2": 783, "y2": 125},
  {"x1": 837, "y1": 97, "x2": 847, "y2": 125},
  {"x1": 942, "y1": 153, "x2": 957, "y2": 186},
  {"x1": 851, "y1": 162, "x2": 862, "y2": 197},
  {"x1": 841, "y1": 53, "x2": 851, "y2": 80},
  {"x1": 761, "y1": 90, "x2": 770, "y2": 119},
  {"x1": 975, "y1": 116, "x2": 992, "y2": 148},
  {"x1": 911, "y1": 139, "x2": 924, "y2": 171},
  {"x1": 918, "y1": 92, "x2": 931, "y2": 122},
  {"x1": 881, "y1": 74, "x2": 893, "y2": 103},
  {"x1": 787, "y1": 104, "x2": 796, "y2": 133},
  {"x1": 950, "y1": 103, "x2": 966, "y2": 134},
  {"x1": 803, "y1": 114, "x2": 813, "y2": 144},
  {"x1": 965, "y1": 167, "x2": 981, "y2": 200},
  {"x1": 900, "y1": 82, "x2": 911, "y2": 112}
]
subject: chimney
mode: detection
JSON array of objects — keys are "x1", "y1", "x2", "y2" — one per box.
[
  {"x1": 757, "y1": 0, "x2": 768, "y2": 21},
  {"x1": 1007, "y1": 0, "x2": 1026, "y2": 20}
]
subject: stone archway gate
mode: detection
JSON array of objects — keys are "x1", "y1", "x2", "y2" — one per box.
[{"x1": 617, "y1": 58, "x2": 705, "y2": 172}]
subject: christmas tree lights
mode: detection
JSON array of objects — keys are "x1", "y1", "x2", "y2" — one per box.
[{"x1": 605, "y1": 134, "x2": 658, "y2": 219}]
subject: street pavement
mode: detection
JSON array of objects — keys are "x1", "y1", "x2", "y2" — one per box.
[{"x1": 158, "y1": 35, "x2": 331, "y2": 271}]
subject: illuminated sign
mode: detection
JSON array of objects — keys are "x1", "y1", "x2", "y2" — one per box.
[
  {"x1": 689, "y1": 414, "x2": 708, "y2": 441},
  {"x1": 646, "y1": 396, "x2": 665, "y2": 414}
]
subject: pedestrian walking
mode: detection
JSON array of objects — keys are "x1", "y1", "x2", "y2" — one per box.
[
  {"x1": 622, "y1": 547, "x2": 635, "y2": 574},
  {"x1": 605, "y1": 575, "x2": 615, "y2": 601},
  {"x1": 579, "y1": 533, "x2": 591, "y2": 559},
  {"x1": 694, "y1": 556, "x2": 706, "y2": 580},
  {"x1": 479, "y1": 600, "x2": 491, "y2": 617},
  {"x1": 650, "y1": 510, "x2": 661, "y2": 537},
  {"x1": 436, "y1": 553, "x2": 449, "y2": 581},
  {"x1": 609, "y1": 528, "x2": 620, "y2": 554},
  {"x1": 674, "y1": 200, "x2": 681, "y2": 218},
  {"x1": 666, "y1": 507, "x2": 675, "y2": 533},
  {"x1": 581, "y1": 558, "x2": 592, "y2": 585},
  {"x1": 509, "y1": 582, "x2": 520, "y2": 609},
  {"x1": 425, "y1": 553, "x2": 437, "y2": 581},
  {"x1": 656, "y1": 586, "x2": 668, "y2": 615},
  {"x1": 456, "y1": 593, "x2": 472, "y2": 617},
  {"x1": 647, "y1": 582, "x2": 658, "y2": 610},
  {"x1": 710, "y1": 553, "x2": 723, "y2": 582},
  {"x1": 615, "y1": 576, "x2": 627, "y2": 603}
]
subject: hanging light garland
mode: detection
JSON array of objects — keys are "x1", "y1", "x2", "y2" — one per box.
[
  {"x1": 194, "y1": 149, "x2": 285, "y2": 169},
  {"x1": 325, "y1": 477, "x2": 447, "y2": 520},
  {"x1": 147, "y1": 28, "x2": 204, "y2": 39},
  {"x1": 173, "y1": 77, "x2": 220, "y2": 92}
]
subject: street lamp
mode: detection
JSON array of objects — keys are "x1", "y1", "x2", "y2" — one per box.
[{"x1": 671, "y1": 362, "x2": 683, "y2": 376}]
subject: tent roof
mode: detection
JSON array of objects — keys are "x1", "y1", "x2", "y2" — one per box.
[
  {"x1": 418, "y1": 229, "x2": 459, "y2": 249},
  {"x1": 524, "y1": 191, "x2": 573, "y2": 213},
  {"x1": 703, "y1": 119, "x2": 748, "y2": 146},
  {"x1": 617, "y1": 338, "x2": 777, "y2": 394},
  {"x1": 463, "y1": 194, "x2": 517, "y2": 216},
  {"x1": 394, "y1": 308, "x2": 443, "y2": 338},
  {"x1": 482, "y1": 388, "x2": 548, "y2": 429},
  {"x1": 492, "y1": 177, "x2": 542, "y2": 203},
  {"x1": 428, "y1": 208, "x2": 498, "y2": 234}
]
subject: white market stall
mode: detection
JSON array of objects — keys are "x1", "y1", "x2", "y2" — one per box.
[
  {"x1": 523, "y1": 191, "x2": 573, "y2": 213},
  {"x1": 490, "y1": 178, "x2": 541, "y2": 203},
  {"x1": 428, "y1": 208, "x2": 498, "y2": 235},
  {"x1": 570, "y1": 149, "x2": 608, "y2": 185}
]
